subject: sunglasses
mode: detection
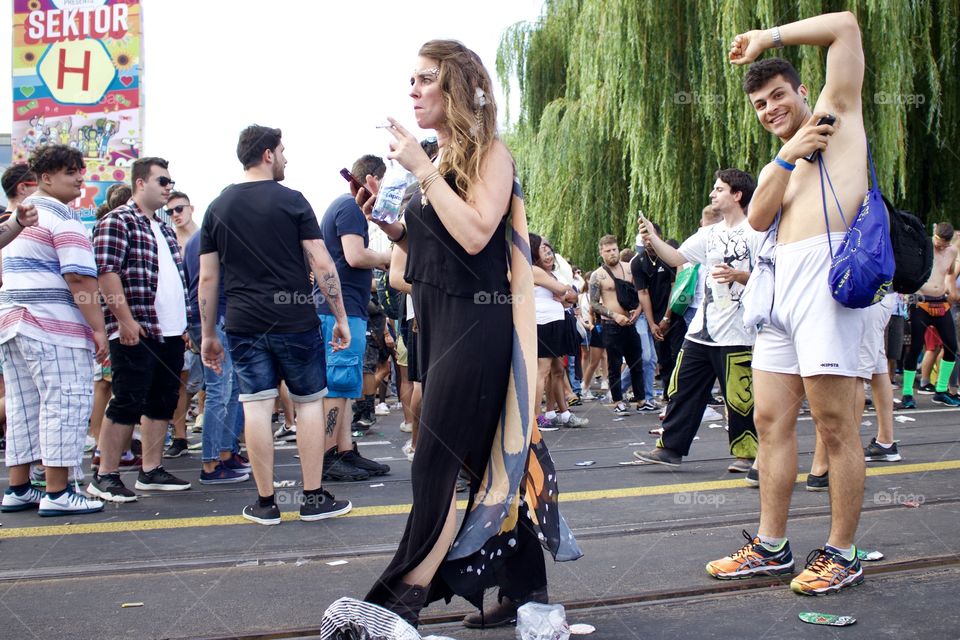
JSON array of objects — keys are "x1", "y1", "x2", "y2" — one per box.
[
  {"x1": 156, "y1": 176, "x2": 175, "y2": 187},
  {"x1": 165, "y1": 205, "x2": 189, "y2": 215},
  {"x1": 18, "y1": 181, "x2": 38, "y2": 188}
]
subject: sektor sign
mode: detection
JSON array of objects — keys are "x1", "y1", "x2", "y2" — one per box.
[{"x1": 11, "y1": 0, "x2": 143, "y2": 224}]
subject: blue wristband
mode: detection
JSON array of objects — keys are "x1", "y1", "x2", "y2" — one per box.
[{"x1": 773, "y1": 156, "x2": 795, "y2": 172}]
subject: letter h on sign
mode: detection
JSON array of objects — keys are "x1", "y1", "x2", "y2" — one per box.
[{"x1": 58, "y1": 47, "x2": 91, "y2": 91}]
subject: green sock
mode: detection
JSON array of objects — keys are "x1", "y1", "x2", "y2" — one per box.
[
  {"x1": 902, "y1": 369, "x2": 917, "y2": 395},
  {"x1": 936, "y1": 360, "x2": 955, "y2": 393}
]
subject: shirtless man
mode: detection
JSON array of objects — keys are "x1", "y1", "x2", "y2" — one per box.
[
  {"x1": 589, "y1": 235, "x2": 647, "y2": 415},
  {"x1": 705, "y1": 12, "x2": 871, "y2": 596},
  {"x1": 901, "y1": 223, "x2": 960, "y2": 408}
]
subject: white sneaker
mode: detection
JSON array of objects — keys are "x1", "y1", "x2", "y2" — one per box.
[
  {"x1": 390, "y1": 402, "x2": 403, "y2": 410},
  {"x1": 581, "y1": 390, "x2": 596, "y2": 400},
  {"x1": 84, "y1": 435, "x2": 97, "y2": 453},
  {"x1": 375, "y1": 402, "x2": 390, "y2": 416},
  {"x1": 701, "y1": 406, "x2": 724, "y2": 422},
  {"x1": 399, "y1": 422, "x2": 413, "y2": 433},
  {"x1": 39, "y1": 490, "x2": 104, "y2": 516},
  {"x1": 402, "y1": 440, "x2": 416, "y2": 461},
  {"x1": 600, "y1": 379, "x2": 609, "y2": 390},
  {"x1": 1, "y1": 485, "x2": 44, "y2": 512}
]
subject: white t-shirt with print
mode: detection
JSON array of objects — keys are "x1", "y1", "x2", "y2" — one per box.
[{"x1": 678, "y1": 218, "x2": 762, "y2": 347}]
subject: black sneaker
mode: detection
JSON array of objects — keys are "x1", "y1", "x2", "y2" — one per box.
[
  {"x1": 322, "y1": 449, "x2": 370, "y2": 482},
  {"x1": 135, "y1": 466, "x2": 192, "y2": 491},
  {"x1": 613, "y1": 402, "x2": 632, "y2": 416},
  {"x1": 300, "y1": 489, "x2": 352, "y2": 521},
  {"x1": 633, "y1": 447, "x2": 681, "y2": 466},
  {"x1": 163, "y1": 437, "x2": 190, "y2": 458},
  {"x1": 901, "y1": 395, "x2": 917, "y2": 409},
  {"x1": 340, "y1": 443, "x2": 390, "y2": 476},
  {"x1": 864, "y1": 438, "x2": 902, "y2": 462},
  {"x1": 806, "y1": 471, "x2": 829, "y2": 492},
  {"x1": 745, "y1": 466, "x2": 759, "y2": 488},
  {"x1": 242, "y1": 502, "x2": 281, "y2": 525},
  {"x1": 917, "y1": 383, "x2": 936, "y2": 395},
  {"x1": 87, "y1": 472, "x2": 138, "y2": 503}
]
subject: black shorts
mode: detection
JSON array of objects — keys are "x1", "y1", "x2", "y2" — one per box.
[
  {"x1": 106, "y1": 336, "x2": 185, "y2": 426},
  {"x1": 885, "y1": 315, "x2": 905, "y2": 362},
  {"x1": 537, "y1": 319, "x2": 568, "y2": 359}
]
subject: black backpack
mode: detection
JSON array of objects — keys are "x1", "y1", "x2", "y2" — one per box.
[{"x1": 884, "y1": 195, "x2": 933, "y2": 294}]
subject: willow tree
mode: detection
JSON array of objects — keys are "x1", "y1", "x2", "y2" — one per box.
[{"x1": 497, "y1": 0, "x2": 959, "y2": 267}]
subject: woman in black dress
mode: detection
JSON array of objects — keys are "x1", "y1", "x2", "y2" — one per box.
[{"x1": 343, "y1": 40, "x2": 581, "y2": 630}]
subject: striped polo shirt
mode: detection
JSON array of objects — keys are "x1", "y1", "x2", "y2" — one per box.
[{"x1": 0, "y1": 194, "x2": 98, "y2": 352}]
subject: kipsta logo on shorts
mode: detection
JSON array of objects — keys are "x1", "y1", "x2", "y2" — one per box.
[{"x1": 820, "y1": 362, "x2": 839, "y2": 368}]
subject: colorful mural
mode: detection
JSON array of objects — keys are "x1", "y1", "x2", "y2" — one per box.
[{"x1": 11, "y1": 0, "x2": 142, "y2": 224}]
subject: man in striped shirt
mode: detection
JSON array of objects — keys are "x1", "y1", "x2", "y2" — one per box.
[{"x1": 0, "y1": 144, "x2": 107, "y2": 516}]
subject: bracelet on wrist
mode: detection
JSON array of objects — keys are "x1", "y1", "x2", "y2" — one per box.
[
  {"x1": 771, "y1": 26, "x2": 784, "y2": 48},
  {"x1": 773, "y1": 156, "x2": 795, "y2": 172},
  {"x1": 389, "y1": 222, "x2": 407, "y2": 243}
]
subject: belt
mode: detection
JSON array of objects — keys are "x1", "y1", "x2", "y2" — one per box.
[{"x1": 916, "y1": 295, "x2": 947, "y2": 303}]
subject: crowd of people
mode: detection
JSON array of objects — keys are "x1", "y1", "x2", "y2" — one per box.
[{"x1": 0, "y1": 8, "x2": 954, "y2": 636}]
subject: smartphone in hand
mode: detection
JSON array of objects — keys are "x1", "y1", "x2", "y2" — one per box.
[
  {"x1": 801, "y1": 114, "x2": 837, "y2": 162},
  {"x1": 340, "y1": 168, "x2": 367, "y2": 193}
]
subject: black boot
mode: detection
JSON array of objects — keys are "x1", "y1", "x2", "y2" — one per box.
[
  {"x1": 379, "y1": 581, "x2": 428, "y2": 627},
  {"x1": 462, "y1": 586, "x2": 548, "y2": 629}
]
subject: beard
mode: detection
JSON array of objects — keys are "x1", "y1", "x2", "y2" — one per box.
[{"x1": 273, "y1": 163, "x2": 285, "y2": 182}]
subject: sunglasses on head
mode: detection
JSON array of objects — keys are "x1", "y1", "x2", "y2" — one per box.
[
  {"x1": 156, "y1": 176, "x2": 175, "y2": 187},
  {"x1": 165, "y1": 205, "x2": 189, "y2": 214}
]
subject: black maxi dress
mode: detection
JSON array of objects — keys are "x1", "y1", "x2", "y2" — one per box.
[{"x1": 365, "y1": 181, "x2": 548, "y2": 608}]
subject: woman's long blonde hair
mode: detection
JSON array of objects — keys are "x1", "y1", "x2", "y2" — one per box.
[{"x1": 418, "y1": 40, "x2": 498, "y2": 198}]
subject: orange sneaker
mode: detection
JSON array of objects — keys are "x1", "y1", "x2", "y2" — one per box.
[
  {"x1": 706, "y1": 530, "x2": 795, "y2": 579},
  {"x1": 790, "y1": 547, "x2": 863, "y2": 595}
]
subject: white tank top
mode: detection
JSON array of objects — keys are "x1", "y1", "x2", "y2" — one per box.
[{"x1": 534, "y1": 284, "x2": 565, "y2": 325}]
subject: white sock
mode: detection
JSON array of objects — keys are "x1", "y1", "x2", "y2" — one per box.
[
  {"x1": 875, "y1": 440, "x2": 893, "y2": 448},
  {"x1": 545, "y1": 411, "x2": 557, "y2": 420},
  {"x1": 560, "y1": 410, "x2": 572, "y2": 423},
  {"x1": 826, "y1": 544, "x2": 856, "y2": 561},
  {"x1": 758, "y1": 535, "x2": 786, "y2": 551}
]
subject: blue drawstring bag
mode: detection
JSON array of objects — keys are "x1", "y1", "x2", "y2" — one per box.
[{"x1": 820, "y1": 143, "x2": 895, "y2": 308}]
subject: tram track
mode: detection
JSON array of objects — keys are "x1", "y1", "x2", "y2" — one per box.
[
  {"x1": 182, "y1": 554, "x2": 960, "y2": 639},
  {"x1": 2, "y1": 494, "x2": 957, "y2": 585}
]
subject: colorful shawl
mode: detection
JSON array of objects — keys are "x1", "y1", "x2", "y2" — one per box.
[{"x1": 447, "y1": 173, "x2": 582, "y2": 564}]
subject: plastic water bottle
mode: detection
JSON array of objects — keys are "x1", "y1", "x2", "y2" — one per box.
[
  {"x1": 372, "y1": 161, "x2": 415, "y2": 224},
  {"x1": 712, "y1": 276, "x2": 732, "y2": 309}
]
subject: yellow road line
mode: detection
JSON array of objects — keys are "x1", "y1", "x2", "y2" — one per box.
[{"x1": 2, "y1": 459, "x2": 958, "y2": 540}]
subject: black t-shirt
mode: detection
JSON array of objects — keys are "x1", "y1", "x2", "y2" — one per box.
[
  {"x1": 317, "y1": 194, "x2": 372, "y2": 320},
  {"x1": 631, "y1": 252, "x2": 676, "y2": 320},
  {"x1": 199, "y1": 181, "x2": 322, "y2": 334}
]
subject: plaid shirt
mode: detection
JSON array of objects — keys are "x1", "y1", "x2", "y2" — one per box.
[{"x1": 93, "y1": 199, "x2": 187, "y2": 341}]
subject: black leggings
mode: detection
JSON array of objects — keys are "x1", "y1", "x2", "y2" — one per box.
[{"x1": 905, "y1": 304, "x2": 958, "y2": 370}]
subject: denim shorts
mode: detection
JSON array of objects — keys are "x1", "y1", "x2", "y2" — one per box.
[
  {"x1": 318, "y1": 314, "x2": 367, "y2": 399},
  {"x1": 227, "y1": 326, "x2": 327, "y2": 403}
]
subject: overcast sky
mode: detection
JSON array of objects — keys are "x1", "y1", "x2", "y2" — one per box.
[{"x1": 1, "y1": 0, "x2": 544, "y2": 217}]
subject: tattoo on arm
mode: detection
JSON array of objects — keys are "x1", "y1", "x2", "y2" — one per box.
[
  {"x1": 589, "y1": 273, "x2": 613, "y2": 318},
  {"x1": 325, "y1": 407, "x2": 339, "y2": 437}
]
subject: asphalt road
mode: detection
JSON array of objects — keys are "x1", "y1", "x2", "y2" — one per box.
[{"x1": 1, "y1": 389, "x2": 958, "y2": 640}]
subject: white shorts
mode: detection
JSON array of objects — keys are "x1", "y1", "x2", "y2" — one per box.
[
  {"x1": 1, "y1": 335, "x2": 94, "y2": 468},
  {"x1": 859, "y1": 294, "x2": 896, "y2": 377},
  {"x1": 753, "y1": 233, "x2": 868, "y2": 379}
]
